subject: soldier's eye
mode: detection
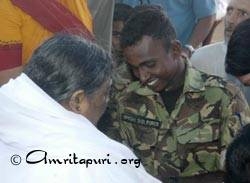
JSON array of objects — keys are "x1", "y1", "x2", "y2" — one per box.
[{"x1": 144, "y1": 61, "x2": 156, "y2": 68}]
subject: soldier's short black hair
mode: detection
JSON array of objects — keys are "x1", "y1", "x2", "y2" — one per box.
[
  {"x1": 120, "y1": 6, "x2": 176, "y2": 52},
  {"x1": 225, "y1": 124, "x2": 250, "y2": 183},
  {"x1": 225, "y1": 18, "x2": 250, "y2": 76},
  {"x1": 113, "y1": 3, "x2": 134, "y2": 22}
]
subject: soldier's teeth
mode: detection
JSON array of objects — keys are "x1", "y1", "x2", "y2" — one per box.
[{"x1": 147, "y1": 79, "x2": 158, "y2": 86}]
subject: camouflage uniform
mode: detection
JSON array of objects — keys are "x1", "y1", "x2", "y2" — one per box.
[
  {"x1": 104, "y1": 60, "x2": 250, "y2": 182},
  {"x1": 112, "y1": 54, "x2": 133, "y2": 98},
  {"x1": 98, "y1": 50, "x2": 133, "y2": 130}
]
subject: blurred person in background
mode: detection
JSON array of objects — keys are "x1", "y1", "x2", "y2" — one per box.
[
  {"x1": 98, "y1": 3, "x2": 135, "y2": 131},
  {"x1": 225, "y1": 18, "x2": 250, "y2": 103},
  {"x1": 191, "y1": 0, "x2": 250, "y2": 78},
  {"x1": 115, "y1": 0, "x2": 216, "y2": 56}
]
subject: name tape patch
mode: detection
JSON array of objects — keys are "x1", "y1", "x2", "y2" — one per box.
[{"x1": 122, "y1": 113, "x2": 161, "y2": 128}]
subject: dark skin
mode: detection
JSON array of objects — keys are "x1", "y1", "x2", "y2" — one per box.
[
  {"x1": 123, "y1": 36, "x2": 185, "y2": 93},
  {"x1": 61, "y1": 80, "x2": 111, "y2": 125},
  {"x1": 0, "y1": 66, "x2": 23, "y2": 85},
  {"x1": 188, "y1": 15, "x2": 216, "y2": 48},
  {"x1": 123, "y1": 36, "x2": 225, "y2": 182}
]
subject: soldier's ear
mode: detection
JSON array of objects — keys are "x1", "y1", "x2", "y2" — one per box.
[{"x1": 170, "y1": 40, "x2": 182, "y2": 59}]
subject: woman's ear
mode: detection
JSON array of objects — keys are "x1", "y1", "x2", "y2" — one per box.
[
  {"x1": 170, "y1": 40, "x2": 182, "y2": 59},
  {"x1": 68, "y1": 90, "x2": 89, "y2": 114}
]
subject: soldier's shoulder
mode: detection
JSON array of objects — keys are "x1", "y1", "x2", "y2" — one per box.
[{"x1": 201, "y1": 72, "x2": 240, "y2": 98}]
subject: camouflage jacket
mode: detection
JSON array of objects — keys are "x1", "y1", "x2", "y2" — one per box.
[
  {"x1": 98, "y1": 52, "x2": 133, "y2": 131},
  {"x1": 104, "y1": 61, "x2": 250, "y2": 181}
]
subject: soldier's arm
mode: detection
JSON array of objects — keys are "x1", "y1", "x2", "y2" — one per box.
[
  {"x1": 98, "y1": 98, "x2": 130, "y2": 145},
  {"x1": 221, "y1": 84, "x2": 250, "y2": 146},
  {"x1": 219, "y1": 84, "x2": 250, "y2": 172},
  {"x1": 172, "y1": 85, "x2": 249, "y2": 183}
]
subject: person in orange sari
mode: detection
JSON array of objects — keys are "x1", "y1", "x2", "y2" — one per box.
[{"x1": 0, "y1": 0, "x2": 93, "y2": 85}]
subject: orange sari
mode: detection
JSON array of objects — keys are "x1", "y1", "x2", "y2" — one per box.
[{"x1": 0, "y1": 0, "x2": 93, "y2": 70}]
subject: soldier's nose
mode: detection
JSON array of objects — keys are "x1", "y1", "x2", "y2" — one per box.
[{"x1": 138, "y1": 68, "x2": 150, "y2": 84}]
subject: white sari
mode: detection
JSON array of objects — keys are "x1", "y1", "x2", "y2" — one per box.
[{"x1": 0, "y1": 74, "x2": 160, "y2": 183}]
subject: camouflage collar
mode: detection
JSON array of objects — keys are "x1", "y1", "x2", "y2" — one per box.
[
  {"x1": 182, "y1": 60, "x2": 207, "y2": 93},
  {"x1": 126, "y1": 81, "x2": 157, "y2": 96}
]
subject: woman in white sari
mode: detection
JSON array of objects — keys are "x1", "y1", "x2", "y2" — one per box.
[{"x1": 0, "y1": 34, "x2": 160, "y2": 183}]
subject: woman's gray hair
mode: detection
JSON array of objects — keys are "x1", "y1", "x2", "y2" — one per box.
[{"x1": 24, "y1": 34, "x2": 112, "y2": 102}]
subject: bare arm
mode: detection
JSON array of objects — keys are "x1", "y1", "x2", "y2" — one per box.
[
  {"x1": 188, "y1": 15, "x2": 216, "y2": 48},
  {"x1": 0, "y1": 66, "x2": 23, "y2": 86}
]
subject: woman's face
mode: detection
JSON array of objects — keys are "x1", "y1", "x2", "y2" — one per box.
[{"x1": 63, "y1": 79, "x2": 111, "y2": 125}]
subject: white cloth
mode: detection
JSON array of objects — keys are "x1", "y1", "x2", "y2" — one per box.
[
  {"x1": 0, "y1": 74, "x2": 160, "y2": 183},
  {"x1": 215, "y1": 0, "x2": 229, "y2": 20},
  {"x1": 191, "y1": 41, "x2": 227, "y2": 78}
]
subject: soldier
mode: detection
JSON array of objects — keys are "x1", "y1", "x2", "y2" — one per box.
[
  {"x1": 103, "y1": 7, "x2": 250, "y2": 183},
  {"x1": 111, "y1": 3, "x2": 135, "y2": 92},
  {"x1": 97, "y1": 3, "x2": 134, "y2": 131}
]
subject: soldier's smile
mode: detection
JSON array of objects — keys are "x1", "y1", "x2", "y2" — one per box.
[
  {"x1": 123, "y1": 36, "x2": 185, "y2": 92},
  {"x1": 147, "y1": 78, "x2": 159, "y2": 87}
]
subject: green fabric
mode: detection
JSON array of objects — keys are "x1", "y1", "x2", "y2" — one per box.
[{"x1": 102, "y1": 59, "x2": 250, "y2": 180}]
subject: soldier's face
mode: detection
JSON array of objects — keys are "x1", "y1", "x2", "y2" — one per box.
[
  {"x1": 224, "y1": 0, "x2": 250, "y2": 43},
  {"x1": 123, "y1": 36, "x2": 182, "y2": 92}
]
